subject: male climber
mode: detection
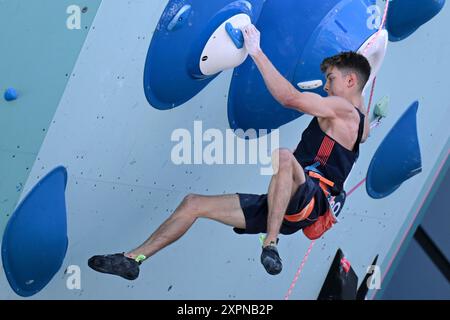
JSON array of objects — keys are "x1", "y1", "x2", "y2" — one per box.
[{"x1": 88, "y1": 24, "x2": 370, "y2": 280}]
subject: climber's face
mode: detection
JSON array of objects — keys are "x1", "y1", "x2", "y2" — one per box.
[{"x1": 324, "y1": 66, "x2": 359, "y2": 97}]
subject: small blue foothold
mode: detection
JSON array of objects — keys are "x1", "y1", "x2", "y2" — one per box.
[{"x1": 4, "y1": 88, "x2": 18, "y2": 101}]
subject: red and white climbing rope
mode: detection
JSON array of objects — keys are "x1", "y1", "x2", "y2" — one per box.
[{"x1": 284, "y1": 240, "x2": 316, "y2": 300}]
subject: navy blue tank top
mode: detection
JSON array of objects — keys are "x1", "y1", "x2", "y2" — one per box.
[{"x1": 293, "y1": 108, "x2": 365, "y2": 195}]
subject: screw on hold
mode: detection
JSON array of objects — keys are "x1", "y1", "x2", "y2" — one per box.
[{"x1": 167, "y1": 5, "x2": 192, "y2": 31}]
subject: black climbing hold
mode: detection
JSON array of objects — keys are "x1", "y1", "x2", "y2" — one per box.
[{"x1": 318, "y1": 249, "x2": 358, "y2": 300}]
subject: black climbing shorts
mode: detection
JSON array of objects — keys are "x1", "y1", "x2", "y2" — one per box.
[{"x1": 234, "y1": 173, "x2": 330, "y2": 235}]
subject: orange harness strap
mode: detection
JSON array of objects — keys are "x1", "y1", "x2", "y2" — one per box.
[
  {"x1": 284, "y1": 171, "x2": 335, "y2": 223},
  {"x1": 284, "y1": 197, "x2": 315, "y2": 223},
  {"x1": 308, "y1": 171, "x2": 334, "y2": 188},
  {"x1": 302, "y1": 172, "x2": 337, "y2": 240}
]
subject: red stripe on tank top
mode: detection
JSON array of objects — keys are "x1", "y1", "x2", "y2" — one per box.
[{"x1": 314, "y1": 136, "x2": 335, "y2": 166}]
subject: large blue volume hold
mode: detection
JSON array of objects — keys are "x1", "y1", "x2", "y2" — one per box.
[
  {"x1": 144, "y1": 0, "x2": 265, "y2": 110},
  {"x1": 386, "y1": 0, "x2": 446, "y2": 42},
  {"x1": 366, "y1": 101, "x2": 422, "y2": 199},
  {"x1": 227, "y1": 0, "x2": 377, "y2": 136},
  {"x1": 2, "y1": 166, "x2": 69, "y2": 297}
]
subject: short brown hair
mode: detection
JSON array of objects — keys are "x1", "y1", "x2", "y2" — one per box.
[{"x1": 320, "y1": 51, "x2": 371, "y2": 92}]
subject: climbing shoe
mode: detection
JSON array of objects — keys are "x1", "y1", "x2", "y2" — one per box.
[
  {"x1": 261, "y1": 244, "x2": 282, "y2": 275},
  {"x1": 88, "y1": 253, "x2": 141, "y2": 280}
]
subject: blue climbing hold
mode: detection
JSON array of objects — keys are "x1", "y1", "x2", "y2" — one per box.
[
  {"x1": 143, "y1": 0, "x2": 265, "y2": 110},
  {"x1": 225, "y1": 22, "x2": 244, "y2": 49},
  {"x1": 4, "y1": 88, "x2": 18, "y2": 101},
  {"x1": 366, "y1": 101, "x2": 422, "y2": 199},
  {"x1": 386, "y1": 0, "x2": 446, "y2": 42},
  {"x1": 1, "y1": 166, "x2": 69, "y2": 297},
  {"x1": 186, "y1": 0, "x2": 255, "y2": 80}
]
